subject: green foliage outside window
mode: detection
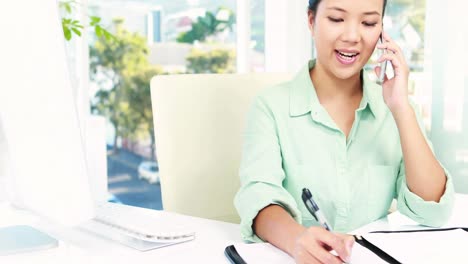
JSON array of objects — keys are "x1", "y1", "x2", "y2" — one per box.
[
  {"x1": 186, "y1": 48, "x2": 235, "y2": 74},
  {"x1": 177, "y1": 8, "x2": 235, "y2": 44},
  {"x1": 59, "y1": 0, "x2": 113, "y2": 41},
  {"x1": 90, "y1": 18, "x2": 159, "y2": 155},
  {"x1": 389, "y1": 0, "x2": 426, "y2": 69},
  {"x1": 124, "y1": 66, "x2": 163, "y2": 159},
  {"x1": 88, "y1": 6, "x2": 236, "y2": 157}
]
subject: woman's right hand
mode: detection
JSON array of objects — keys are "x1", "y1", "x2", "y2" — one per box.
[{"x1": 290, "y1": 226, "x2": 354, "y2": 264}]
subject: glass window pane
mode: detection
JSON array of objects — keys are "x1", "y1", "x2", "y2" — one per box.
[
  {"x1": 88, "y1": 0, "x2": 237, "y2": 210},
  {"x1": 425, "y1": 0, "x2": 468, "y2": 193},
  {"x1": 251, "y1": 0, "x2": 265, "y2": 72},
  {"x1": 383, "y1": 0, "x2": 467, "y2": 193}
]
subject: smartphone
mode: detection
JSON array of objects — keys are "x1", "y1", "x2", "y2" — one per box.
[{"x1": 376, "y1": 33, "x2": 387, "y2": 85}]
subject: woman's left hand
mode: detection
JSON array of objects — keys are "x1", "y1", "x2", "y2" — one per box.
[{"x1": 374, "y1": 32, "x2": 411, "y2": 115}]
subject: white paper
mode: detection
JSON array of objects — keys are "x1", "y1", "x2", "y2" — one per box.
[
  {"x1": 364, "y1": 229, "x2": 468, "y2": 264},
  {"x1": 232, "y1": 242, "x2": 387, "y2": 264},
  {"x1": 234, "y1": 243, "x2": 295, "y2": 264},
  {"x1": 349, "y1": 242, "x2": 388, "y2": 264}
]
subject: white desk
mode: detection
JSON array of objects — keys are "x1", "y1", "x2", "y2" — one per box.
[
  {"x1": 0, "y1": 204, "x2": 242, "y2": 264},
  {"x1": 1, "y1": 194, "x2": 467, "y2": 264}
]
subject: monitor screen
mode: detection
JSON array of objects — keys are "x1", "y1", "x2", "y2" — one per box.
[{"x1": 0, "y1": 0, "x2": 94, "y2": 226}]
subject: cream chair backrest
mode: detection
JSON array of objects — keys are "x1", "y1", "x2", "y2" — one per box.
[{"x1": 151, "y1": 73, "x2": 293, "y2": 223}]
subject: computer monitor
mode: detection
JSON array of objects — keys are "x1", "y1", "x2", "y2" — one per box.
[{"x1": 0, "y1": 0, "x2": 94, "y2": 226}]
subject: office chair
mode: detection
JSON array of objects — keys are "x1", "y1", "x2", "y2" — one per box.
[{"x1": 151, "y1": 73, "x2": 292, "y2": 223}]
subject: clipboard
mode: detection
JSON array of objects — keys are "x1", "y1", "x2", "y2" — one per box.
[
  {"x1": 225, "y1": 245, "x2": 247, "y2": 264},
  {"x1": 355, "y1": 227, "x2": 468, "y2": 264},
  {"x1": 225, "y1": 227, "x2": 468, "y2": 264}
]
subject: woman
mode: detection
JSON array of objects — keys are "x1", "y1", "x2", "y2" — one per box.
[{"x1": 234, "y1": 0, "x2": 455, "y2": 263}]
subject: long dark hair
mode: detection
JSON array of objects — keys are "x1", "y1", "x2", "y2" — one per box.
[{"x1": 308, "y1": 0, "x2": 388, "y2": 16}]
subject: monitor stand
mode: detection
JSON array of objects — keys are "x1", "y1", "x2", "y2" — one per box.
[
  {"x1": 0, "y1": 121, "x2": 58, "y2": 256},
  {"x1": 0, "y1": 225, "x2": 58, "y2": 255}
]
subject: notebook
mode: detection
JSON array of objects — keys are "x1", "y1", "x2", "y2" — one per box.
[
  {"x1": 225, "y1": 242, "x2": 386, "y2": 263},
  {"x1": 225, "y1": 227, "x2": 468, "y2": 264}
]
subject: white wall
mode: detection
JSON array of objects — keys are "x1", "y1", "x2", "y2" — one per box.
[{"x1": 265, "y1": 0, "x2": 312, "y2": 73}]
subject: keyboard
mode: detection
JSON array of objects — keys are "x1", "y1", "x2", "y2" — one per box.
[{"x1": 81, "y1": 203, "x2": 195, "y2": 245}]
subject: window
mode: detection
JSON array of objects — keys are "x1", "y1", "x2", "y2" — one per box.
[
  {"x1": 88, "y1": 0, "x2": 238, "y2": 210},
  {"x1": 250, "y1": 0, "x2": 265, "y2": 72},
  {"x1": 423, "y1": 0, "x2": 468, "y2": 193},
  {"x1": 380, "y1": 1, "x2": 428, "y2": 123},
  {"x1": 373, "y1": 0, "x2": 468, "y2": 193}
]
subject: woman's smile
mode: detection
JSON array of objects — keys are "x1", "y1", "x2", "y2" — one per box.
[{"x1": 335, "y1": 49, "x2": 360, "y2": 65}]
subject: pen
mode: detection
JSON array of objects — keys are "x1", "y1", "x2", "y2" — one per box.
[
  {"x1": 302, "y1": 189, "x2": 354, "y2": 264},
  {"x1": 301, "y1": 188, "x2": 332, "y2": 231}
]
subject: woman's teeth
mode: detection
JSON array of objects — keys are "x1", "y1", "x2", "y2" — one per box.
[{"x1": 337, "y1": 51, "x2": 358, "y2": 60}]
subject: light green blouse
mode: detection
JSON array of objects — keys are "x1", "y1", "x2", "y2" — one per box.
[{"x1": 234, "y1": 60, "x2": 455, "y2": 243}]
